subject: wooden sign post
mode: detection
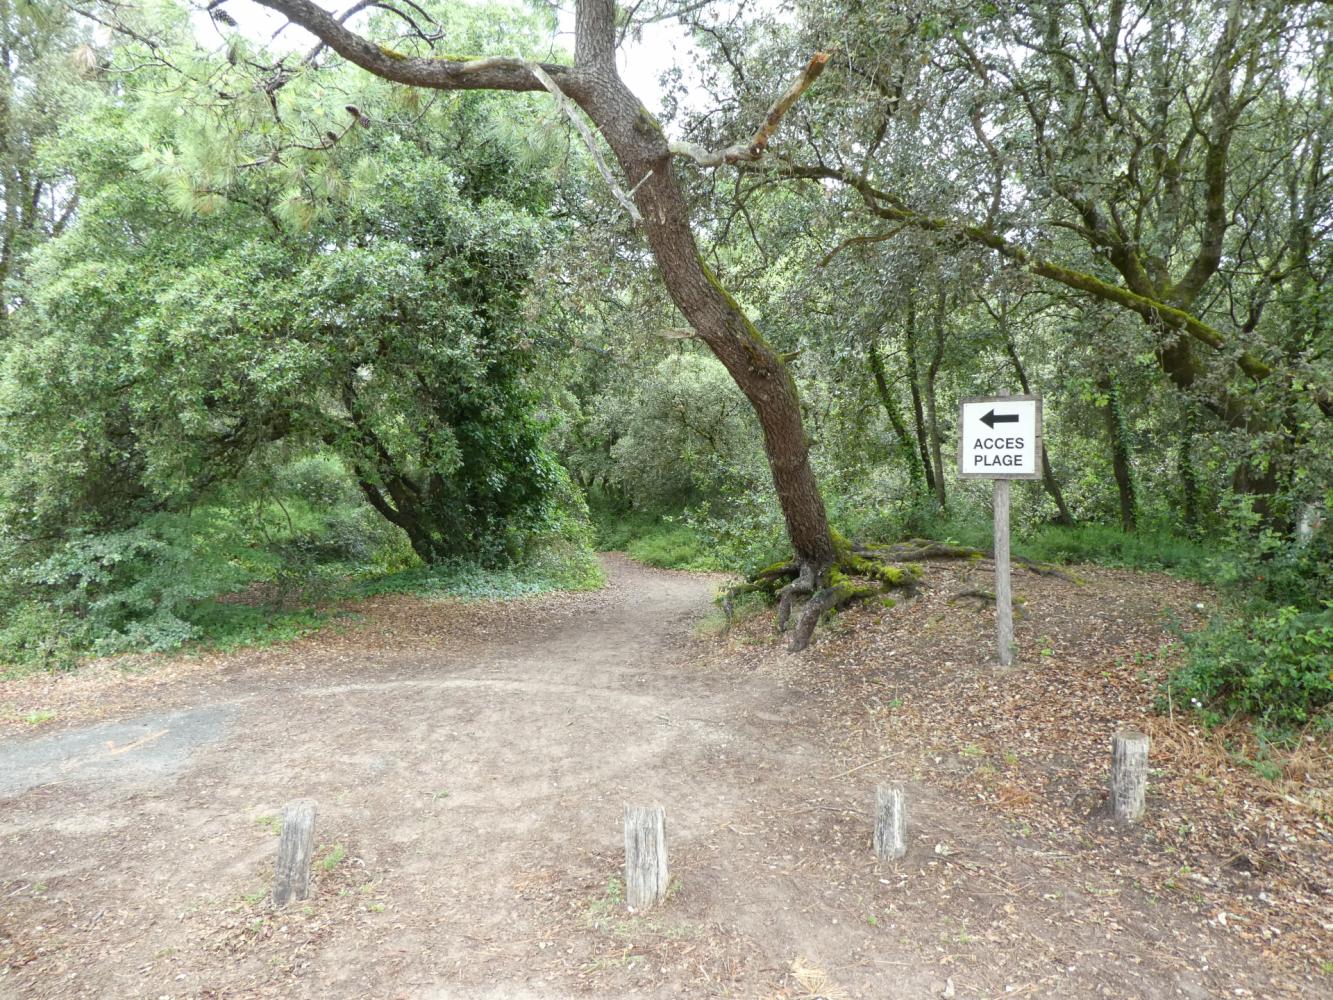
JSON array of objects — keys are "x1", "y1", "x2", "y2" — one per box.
[{"x1": 958, "y1": 395, "x2": 1042, "y2": 666}]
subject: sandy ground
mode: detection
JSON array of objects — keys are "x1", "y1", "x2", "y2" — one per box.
[{"x1": 0, "y1": 555, "x2": 1326, "y2": 999}]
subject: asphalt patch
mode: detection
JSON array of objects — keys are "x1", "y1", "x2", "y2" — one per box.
[{"x1": 0, "y1": 704, "x2": 234, "y2": 798}]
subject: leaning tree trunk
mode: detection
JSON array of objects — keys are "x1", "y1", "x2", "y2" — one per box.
[
  {"x1": 251, "y1": 0, "x2": 837, "y2": 580},
  {"x1": 573, "y1": 116, "x2": 835, "y2": 574}
]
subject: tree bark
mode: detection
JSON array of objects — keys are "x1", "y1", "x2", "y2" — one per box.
[
  {"x1": 902, "y1": 295, "x2": 938, "y2": 499},
  {"x1": 249, "y1": 0, "x2": 836, "y2": 574},
  {"x1": 868, "y1": 338, "x2": 925, "y2": 493},
  {"x1": 1101, "y1": 379, "x2": 1137, "y2": 533},
  {"x1": 1177, "y1": 405, "x2": 1201, "y2": 535},
  {"x1": 1002, "y1": 337, "x2": 1074, "y2": 526},
  {"x1": 924, "y1": 290, "x2": 948, "y2": 512}
]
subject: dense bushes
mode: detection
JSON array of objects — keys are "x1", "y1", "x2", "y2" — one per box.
[
  {"x1": 0, "y1": 452, "x2": 603, "y2": 676},
  {"x1": 0, "y1": 515, "x2": 243, "y2": 670},
  {"x1": 1169, "y1": 605, "x2": 1333, "y2": 729},
  {"x1": 1166, "y1": 520, "x2": 1333, "y2": 731}
]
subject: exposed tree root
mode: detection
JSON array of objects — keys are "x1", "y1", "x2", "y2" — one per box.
[
  {"x1": 724, "y1": 532, "x2": 922, "y2": 652},
  {"x1": 949, "y1": 588, "x2": 1030, "y2": 621},
  {"x1": 723, "y1": 535, "x2": 1072, "y2": 652}
]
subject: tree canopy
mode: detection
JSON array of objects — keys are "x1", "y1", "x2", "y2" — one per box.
[{"x1": 0, "y1": 0, "x2": 1327, "y2": 712}]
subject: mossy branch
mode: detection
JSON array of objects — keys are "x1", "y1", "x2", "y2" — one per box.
[{"x1": 762, "y1": 164, "x2": 1333, "y2": 420}]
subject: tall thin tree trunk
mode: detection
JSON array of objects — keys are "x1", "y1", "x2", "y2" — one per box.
[
  {"x1": 923, "y1": 379, "x2": 947, "y2": 512},
  {"x1": 868, "y1": 338, "x2": 925, "y2": 493},
  {"x1": 903, "y1": 295, "x2": 937, "y2": 498},
  {"x1": 1178, "y1": 405, "x2": 1200, "y2": 534},
  {"x1": 1102, "y1": 378, "x2": 1137, "y2": 532},
  {"x1": 924, "y1": 289, "x2": 948, "y2": 512},
  {"x1": 1002, "y1": 337, "x2": 1074, "y2": 526}
]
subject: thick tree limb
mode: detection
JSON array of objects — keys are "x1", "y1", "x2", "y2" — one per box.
[
  {"x1": 668, "y1": 52, "x2": 829, "y2": 167},
  {"x1": 246, "y1": 0, "x2": 577, "y2": 94},
  {"x1": 781, "y1": 163, "x2": 1273, "y2": 380}
]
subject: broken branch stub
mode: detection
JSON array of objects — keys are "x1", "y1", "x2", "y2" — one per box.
[
  {"x1": 669, "y1": 52, "x2": 829, "y2": 168},
  {"x1": 525, "y1": 61, "x2": 643, "y2": 224}
]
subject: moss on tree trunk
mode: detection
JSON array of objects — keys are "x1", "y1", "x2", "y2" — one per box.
[{"x1": 727, "y1": 536, "x2": 1074, "y2": 651}]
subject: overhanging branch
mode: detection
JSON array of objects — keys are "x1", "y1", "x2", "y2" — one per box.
[
  {"x1": 776, "y1": 163, "x2": 1303, "y2": 394},
  {"x1": 818, "y1": 225, "x2": 906, "y2": 266},
  {"x1": 247, "y1": 0, "x2": 575, "y2": 94}
]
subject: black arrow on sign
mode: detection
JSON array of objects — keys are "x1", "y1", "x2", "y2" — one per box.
[{"x1": 981, "y1": 408, "x2": 1020, "y2": 429}]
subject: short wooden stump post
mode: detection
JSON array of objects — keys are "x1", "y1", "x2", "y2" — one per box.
[
  {"x1": 1110, "y1": 730, "x2": 1150, "y2": 824},
  {"x1": 623, "y1": 804, "x2": 668, "y2": 910},
  {"x1": 874, "y1": 785, "x2": 907, "y2": 860},
  {"x1": 272, "y1": 799, "x2": 318, "y2": 906}
]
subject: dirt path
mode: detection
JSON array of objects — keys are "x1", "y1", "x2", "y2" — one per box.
[{"x1": 0, "y1": 556, "x2": 1322, "y2": 999}]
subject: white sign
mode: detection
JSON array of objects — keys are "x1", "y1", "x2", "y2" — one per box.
[{"x1": 957, "y1": 396, "x2": 1042, "y2": 480}]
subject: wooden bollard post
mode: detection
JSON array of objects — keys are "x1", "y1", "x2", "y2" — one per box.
[
  {"x1": 623, "y1": 804, "x2": 668, "y2": 910},
  {"x1": 1110, "y1": 731, "x2": 1150, "y2": 824},
  {"x1": 993, "y1": 477, "x2": 1014, "y2": 666},
  {"x1": 272, "y1": 800, "x2": 318, "y2": 906},
  {"x1": 874, "y1": 785, "x2": 907, "y2": 860}
]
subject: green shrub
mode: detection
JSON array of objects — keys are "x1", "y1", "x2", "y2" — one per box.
[
  {"x1": 0, "y1": 452, "x2": 604, "y2": 672},
  {"x1": 518, "y1": 538, "x2": 606, "y2": 591},
  {"x1": 274, "y1": 454, "x2": 363, "y2": 509},
  {"x1": 0, "y1": 600, "x2": 88, "y2": 674},
  {"x1": 587, "y1": 503, "x2": 654, "y2": 552},
  {"x1": 1167, "y1": 604, "x2": 1333, "y2": 728},
  {"x1": 348, "y1": 547, "x2": 604, "y2": 601},
  {"x1": 1017, "y1": 523, "x2": 1220, "y2": 576},
  {"x1": 625, "y1": 522, "x2": 724, "y2": 571},
  {"x1": 264, "y1": 538, "x2": 344, "y2": 610},
  {"x1": 1243, "y1": 530, "x2": 1332, "y2": 613},
  {"x1": 24, "y1": 518, "x2": 250, "y2": 655},
  {"x1": 183, "y1": 601, "x2": 330, "y2": 651},
  {"x1": 587, "y1": 493, "x2": 729, "y2": 571}
]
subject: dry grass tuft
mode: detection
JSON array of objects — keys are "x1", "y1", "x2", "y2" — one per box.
[{"x1": 787, "y1": 956, "x2": 849, "y2": 1000}]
